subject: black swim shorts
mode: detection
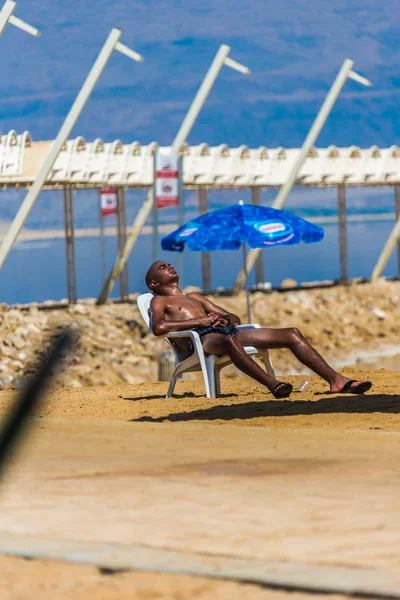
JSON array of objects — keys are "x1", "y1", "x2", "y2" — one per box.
[
  {"x1": 186, "y1": 325, "x2": 237, "y2": 357},
  {"x1": 196, "y1": 325, "x2": 237, "y2": 338}
]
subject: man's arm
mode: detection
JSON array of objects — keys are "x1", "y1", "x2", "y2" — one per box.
[
  {"x1": 149, "y1": 296, "x2": 214, "y2": 336},
  {"x1": 190, "y1": 294, "x2": 241, "y2": 326}
]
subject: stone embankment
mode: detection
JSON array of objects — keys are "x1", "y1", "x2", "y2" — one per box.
[{"x1": 0, "y1": 279, "x2": 399, "y2": 389}]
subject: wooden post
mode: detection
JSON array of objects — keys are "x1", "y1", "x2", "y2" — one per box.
[
  {"x1": 116, "y1": 187, "x2": 129, "y2": 300},
  {"x1": 198, "y1": 189, "x2": 211, "y2": 292},
  {"x1": 251, "y1": 187, "x2": 264, "y2": 285},
  {"x1": 395, "y1": 185, "x2": 400, "y2": 278},
  {"x1": 338, "y1": 184, "x2": 348, "y2": 282},
  {"x1": 63, "y1": 186, "x2": 77, "y2": 304}
]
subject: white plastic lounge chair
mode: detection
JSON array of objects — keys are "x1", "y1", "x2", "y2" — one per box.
[{"x1": 137, "y1": 292, "x2": 275, "y2": 399}]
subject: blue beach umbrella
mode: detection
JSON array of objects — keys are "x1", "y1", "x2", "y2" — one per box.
[{"x1": 161, "y1": 202, "x2": 324, "y2": 321}]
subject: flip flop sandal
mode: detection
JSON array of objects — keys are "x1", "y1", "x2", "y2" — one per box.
[
  {"x1": 273, "y1": 382, "x2": 293, "y2": 399},
  {"x1": 337, "y1": 380, "x2": 372, "y2": 395}
]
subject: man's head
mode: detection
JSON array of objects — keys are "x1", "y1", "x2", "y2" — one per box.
[{"x1": 145, "y1": 261, "x2": 179, "y2": 292}]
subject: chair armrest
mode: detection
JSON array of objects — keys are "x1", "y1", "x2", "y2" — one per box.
[
  {"x1": 167, "y1": 330, "x2": 201, "y2": 343},
  {"x1": 236, "y1": 323, "x2": 260, "y2": 330}
]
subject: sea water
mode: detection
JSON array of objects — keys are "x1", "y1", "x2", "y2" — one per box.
[
  {"x1": 0, "y1": 219, "x2": 397, "y2": 305},
  {"x1": 0, "y1": 186, "x2": 399, "y2": 305}
]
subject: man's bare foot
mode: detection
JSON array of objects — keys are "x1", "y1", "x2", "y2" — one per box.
[{"x1": 330, "y1": 378, "x2": 372, "y2": 395}]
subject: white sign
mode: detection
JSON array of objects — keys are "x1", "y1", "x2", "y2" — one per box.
[
  {"x1": 100, "y1": 188, "x2": 117, "y2": 217},
  {"x1": 155, "y1": 153, "x2": 180, "y2": 209}
]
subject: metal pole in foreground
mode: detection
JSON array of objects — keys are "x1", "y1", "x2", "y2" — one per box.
[
  {"x1": 0, "y1": 0, "x2": 40, "y2": 38},
  {"x1": 0, "y1": 27, "x2": 143, "y2": 270},
  {"x1": 0, "y1": 331, "x2": 72, "y2": 479},
  {"x1": 371, "y1": 186, "x2": 400, "y2": 281},
  {"x1": 97, "y1": 44, "x2": 251, "y2": 304},
  {"x1": 234, "y1": 58, "x2": 372, "y2": 293}
]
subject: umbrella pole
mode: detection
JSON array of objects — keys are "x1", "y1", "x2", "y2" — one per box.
[{"x1": 242, "y1": 243, "x2": 252, "y2": 323}]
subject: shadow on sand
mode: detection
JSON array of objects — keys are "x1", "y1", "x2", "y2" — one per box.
[
  {"x1": 129, "y1": 394, "x2": 400, "y2": 423},
  {"x1": 120, "y1": 391, "x2": 239, "y2": 402}
]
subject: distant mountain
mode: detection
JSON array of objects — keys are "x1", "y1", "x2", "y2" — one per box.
[
  {"x1": 0, "y1": 0, "x2": 399, "y2": 149},
  {"x1": 0, "y1": 0, "x2": 399, "y2": 230}
]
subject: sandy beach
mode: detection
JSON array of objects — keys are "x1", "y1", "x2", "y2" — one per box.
[
  {"x1": 0, "y1": 283, "x2": 399, "y2": 596},
  {"x1": 0, "y1": 278, "x2": 398, "y2": 599},
  {"x1": 0, "y1": 367, "x2": 398, "y2": 598}
]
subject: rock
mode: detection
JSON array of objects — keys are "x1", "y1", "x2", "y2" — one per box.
[
  {"x1": 71, "y1": 304, "x2": 87, "y2": 315},
  {"x1": 121, "y1": 373, "x2": 140, "y2": 384},
  {"x1": 15, "y1": 327, "x2": 29, "y2": 338},
  {"x1": 75, "y1": 365, "x2": 92, "y2": 376},
  {"x1": 8, "y1": 335, "x2": 26, "y2": 350},
  {"x1": 69, "y1": 380, "x2": 83, "y2": 388},
  {"x1": 124, "y1": 355, "x2": 141, "y2": 366},
  {"x1": 372, "y1": 308, "x2": 386, "y2": 320},
  {"x1": 1, "y1": 346, "x2": 15, "y2": 357},
  {"x1": 10, "y1": 361, "x2": 24, "y2": 370},
  {"x1": 256, "y1": 282, "x2": 272, "y2": 291},
  {"x1": 6, "y1": 310, "x2": 23, "y2": 321},
  {"x1": 79, "y1": 319, "x2": 95, "y2": 328},
  {"x1": 1, "y1": 375, "x2": 14, "y2": 387},
  {"x1": 26, "y1": 323, "x2": 41, "y2": 334},
  {"x1": 281, "y1": 278, "x2": 298, "y2": 289}
]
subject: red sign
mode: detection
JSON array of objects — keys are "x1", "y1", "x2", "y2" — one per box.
[
  {"x1": 155, "y1": 153, "x2": 180, "y2": 209},
  {"x1": 100, "y1": 188, "x2": 117, "y2": 217}
]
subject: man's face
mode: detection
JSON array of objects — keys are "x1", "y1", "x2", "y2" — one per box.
[{"x1": 148, "y1": 261, "x2": 178, "y2": 289}]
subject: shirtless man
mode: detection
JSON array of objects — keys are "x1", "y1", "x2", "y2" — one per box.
[{"x1": 146, "y1": 261, "x2": 372, "y2": 399}]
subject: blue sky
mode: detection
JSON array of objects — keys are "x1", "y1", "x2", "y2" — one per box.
[{"x1": 0, "y1": 0, "x2": 399, "y2": 149}]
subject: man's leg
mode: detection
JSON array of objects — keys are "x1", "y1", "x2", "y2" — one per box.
[
  {"x1": 201, "y1": 332, "x2": 293, "y2": 398},
  {"x1": 236, "y1": 327, "x2": 371, "y2": 393}
]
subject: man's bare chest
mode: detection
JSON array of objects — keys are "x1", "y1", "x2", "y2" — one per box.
[{"x1": 165, "y1": 296, "x2": 205, "y2": 318}]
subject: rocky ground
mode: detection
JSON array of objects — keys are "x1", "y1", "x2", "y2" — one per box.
[{"x1": 0, "y1": 279, "x2": 398, "y2": 389}]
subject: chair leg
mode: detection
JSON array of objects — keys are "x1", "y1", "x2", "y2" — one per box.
[
  {"x1": 215, "y1": 367, "x2": 221, "y2": 397},
  {"x1": 166, "y1": 376, "x2": 177, "y2": 398},
  {"x1": 204, "y1": 356, "x2": 217, "y2": 399},
  {"x1": 260, "y1": 351, "x2": 275, "y2": 377}
]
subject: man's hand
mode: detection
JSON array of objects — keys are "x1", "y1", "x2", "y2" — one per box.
[
  {"x1": 195, "y1": 315, "x2": 216, "y2": 328},
  {"x1": 207, "y1": 313, "x2": 229, "y2": 328},
  {"x1": 194, "y1": 314, "x2": 229, "y2": 329}
]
